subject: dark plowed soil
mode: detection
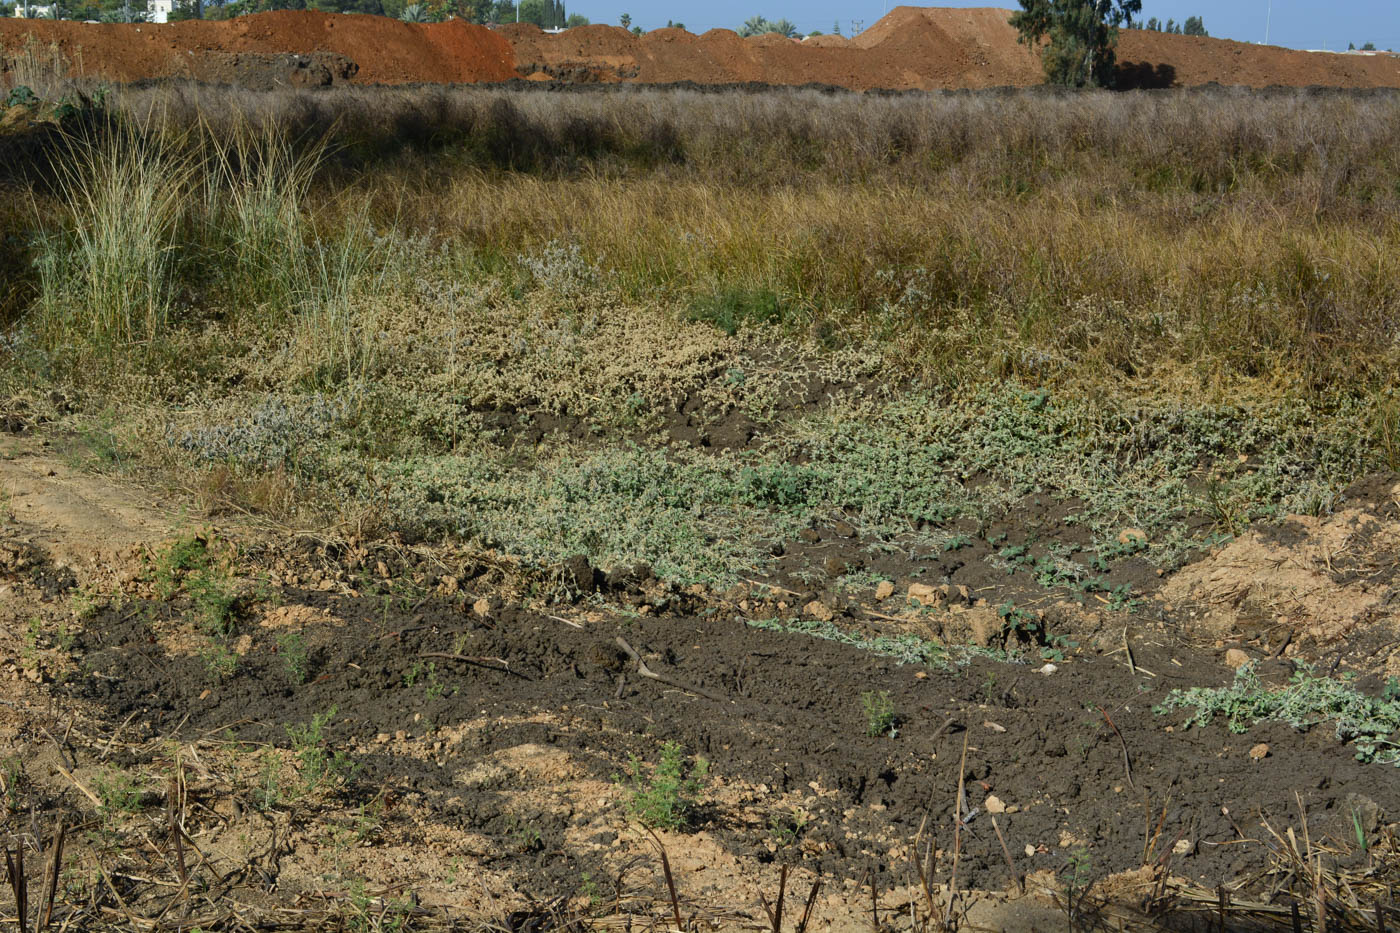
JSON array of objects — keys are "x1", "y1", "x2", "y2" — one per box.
[{"x1": 65, "y1": 587, "x2": 1395, "y2": 897}]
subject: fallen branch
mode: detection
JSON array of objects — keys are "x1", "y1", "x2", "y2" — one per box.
[
  {"x1": 615, "y1": 637, "x2": 729, "y2": 703},
  {"x1": 991, "y1": 815, "x2": 1024, "y2": 895},
  {"x1": 417, "y1": 652, "x2": 532, "y2": 680}
]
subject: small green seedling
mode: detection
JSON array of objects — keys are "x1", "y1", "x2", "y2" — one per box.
[
  {"x1": 621, "y1": 740, "x2": 709, "y2": 831},
  {"x1": 862, "y1": 690, "x2": 898, "y2": 737}
]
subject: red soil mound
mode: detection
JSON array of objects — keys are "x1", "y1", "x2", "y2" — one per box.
[
  {"x1": 0, "y1": 10, "x2": 514, "y2": 85},
  {"x1": 1117, "y1": 30, "x2": 1400, "y2": 89},
  {"x1": 2, "y1": 6, "x2": 1397, "y2": 91},
  {"x1": 802, "y1": 34, "x2": 852, "y2": 49}
]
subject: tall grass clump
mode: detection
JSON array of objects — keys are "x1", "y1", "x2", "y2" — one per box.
[
  {"x1": 30, "y1": 120, "x2": 194, "y2": 355},
  {"x1": 200, "y1": 118, "x2": 323, "y2": 317}
]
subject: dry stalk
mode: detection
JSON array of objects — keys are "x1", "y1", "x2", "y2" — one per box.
[
  {"x1": 990, "y1": 815, "x2": 1023, "y2": 896},
  {"x1": 795, "y1": 877, "x2": 821, "y2": 933},
  {"x1": 944, "y1": 730, "x2": 970, "y2": 930},
  {"x1": 643, "y1": 828, "x2": 684, "y2": 931},
  {"x1": 758, "y1": 864, "x2": 787, "y2": 933}
]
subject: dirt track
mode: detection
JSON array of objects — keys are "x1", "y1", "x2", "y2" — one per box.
[{"x1": 3, "y1": 5, "x2": 1399, "y2": 91}]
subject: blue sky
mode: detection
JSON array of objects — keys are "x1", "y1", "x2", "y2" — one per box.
[{"x1": 573, "y1": 1, "x2": 1399, "y2": 52}]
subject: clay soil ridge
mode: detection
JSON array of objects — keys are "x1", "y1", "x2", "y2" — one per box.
[
  {"x1": 3, "y1": 6, "x2": 1400, "y2": 94},
  {"x1": 0, "y1": 10, "x2": 516, "y2": 85}
]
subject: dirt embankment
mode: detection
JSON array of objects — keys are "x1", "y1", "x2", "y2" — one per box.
[
  {"x1": 2, "y1": 5, "x2": 1399, "y2": 92},
  {"x1": 504, "y1": 5, "x2": 1400, "y2": 91},
  {"x1": 0, "y1": 10, "x2": 515, "y2": 86}
]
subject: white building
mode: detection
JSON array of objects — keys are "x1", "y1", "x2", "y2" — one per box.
[
  {"x1": 147, "y1": 0, "x2": 172, "y2": 22},
  {"x1": 12, "y1": 4, "x2": 57, "y2": 16}
]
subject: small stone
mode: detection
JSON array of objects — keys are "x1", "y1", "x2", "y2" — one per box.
[
  {"x1": 824, "y1": 557, "x2": 851, "y2": 577},
  {"x1": 804, "y1": 600, "x2": 835, "y2": 623},
  {"x1": 1249, "y1": 743, "x2": 1270, "y2": 761},
  {"x1": 1118, "y1": 528, "x2": 1147, "y2": 546},
  {"x1": 1224, "y1": 648, "x2": 1251, "y2": 670},
  {"x1": 832, "y1": 521, "x2": 856, "y2": 538},
  {"x1": 1038, "y1": 663, "x2": 1058, "y2": 675},
  {"x1": 1172, "y1": 839, "x2": 1194, "y2": 857},
  {"x1": 914, "y1": 670, "x2": 928, "y2": 680},
  {"x1": 473, "y1": 598, "x2": 492, "y2": 618},
  {"x1": 1025, "y1": 844, "x2": 1036, "y2": 858},
  {"x1": 967, "y1": 609, "x2": 1001, "y2": 646},
  {"x1": 983, "y1": 720, "x2": 1007, "y2": 733},
  {"x1": 984, "y1": 795, "x2": 1006, "y2": 814},
  {"x1": 907, "y1": 582, "x2": 941, "y2": 605},
  {"x1": 874, "y1": 580, "x2": 896, "y2": 601}
]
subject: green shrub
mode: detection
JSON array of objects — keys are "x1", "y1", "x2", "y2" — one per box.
[{"x1": 622, "y1": 741, "x2": 708, "y2": 831}]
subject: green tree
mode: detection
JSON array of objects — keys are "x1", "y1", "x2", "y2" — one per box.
[
  {"x1": 99, "y1": 0, "x2": 143, "y2": 22},
  {"x1": 565, "y1": 11, "x2": 587, "y2": 25},
  {"x1": 1361, "y1": 41, "x2": 1377, "y2": 51},
  {"x1": 1144, "y1": 16, "x2": 1159, "y2": 30},
  {"x1": 619, "y1": 11, "x2": 629, "y2": 27},
  {"x1": 738, "y1": 15, "x2": 797, "y2": 38},
  {"x1": 1010, "y1": 0, "x2": 1143, "y2": 88},
  {"x1": 1183, "y1": 15, "x2": 1206, "y2": 36}
]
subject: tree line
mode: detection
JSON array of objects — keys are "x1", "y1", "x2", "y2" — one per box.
[
  {"x1": 1142, "y1": 15, "x2": 1206, "y2": 36},
  {"x1": 2, "y1": 0, "x2": 587, "y2": 25}
]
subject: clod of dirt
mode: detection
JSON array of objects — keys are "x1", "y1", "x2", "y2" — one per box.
[{"x1": 1164, "y1": 480, "x2": 1400, "y2": 671}]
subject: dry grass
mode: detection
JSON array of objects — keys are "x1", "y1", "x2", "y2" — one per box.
[{"x1": 38, "y1": 82, "x2": 1386, "y2": 394}]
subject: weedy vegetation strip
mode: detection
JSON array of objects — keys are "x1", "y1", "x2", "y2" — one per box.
[{"x1": 0, "y1": 83, "x2": 1395, "y2": 588}]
